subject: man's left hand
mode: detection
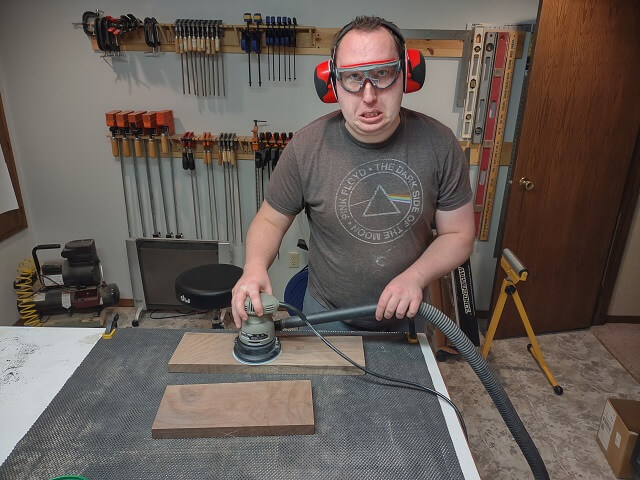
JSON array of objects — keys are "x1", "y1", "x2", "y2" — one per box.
[{"x1": 376, "y1": 269, "x2": 425, "y2": 321}]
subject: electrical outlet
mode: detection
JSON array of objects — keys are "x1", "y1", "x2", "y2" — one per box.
[{"x1": 287, "y1": 251, "x2": 300, "y2": 268}]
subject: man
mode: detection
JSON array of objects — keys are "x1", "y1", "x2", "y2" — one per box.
[{"x1": 231, "y1": 16, "x2": 474, "y2": 330}]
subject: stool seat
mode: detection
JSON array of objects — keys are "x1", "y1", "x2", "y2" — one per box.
[{"x1": 175, "y1": 264, "x2": 243, "y2": 310}]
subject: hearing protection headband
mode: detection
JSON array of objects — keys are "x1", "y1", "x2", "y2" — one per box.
[{"x1": 314, "y1": 20, "x2": 426, "y2": 103}]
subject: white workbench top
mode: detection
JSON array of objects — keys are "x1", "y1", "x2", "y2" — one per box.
[{"x1": 0, "y1": 326, "x2": 103, "y2": 465}]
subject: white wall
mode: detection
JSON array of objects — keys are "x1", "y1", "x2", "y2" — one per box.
[
  {"x1": 608, "y1": 194, "x2": 640, "y2": 317},
  {"x1": 0, "y1": 71, "x2": 37, "y2": 325},
  {"x1": 0, "y1": 0, "x2": 540, "y2": 324}
]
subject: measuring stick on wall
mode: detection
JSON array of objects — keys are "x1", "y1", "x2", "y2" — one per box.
[
  {"x1": 472, "y1": 32, "x2": 509, "y2": 236},
  {"x1": 478, "y1": 32, "x2": 517, "y2": 241},
  {"x1": 461, "y1": 27, "x2": 485, "y2": 140}
]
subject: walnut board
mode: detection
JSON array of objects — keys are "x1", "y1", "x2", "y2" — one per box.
[
  {"x1": 152, "y1": 380, "x2": 315, "y2": 438},
  {"x1": 168, "y1": 333, "x2": 365, "y2": 375}
]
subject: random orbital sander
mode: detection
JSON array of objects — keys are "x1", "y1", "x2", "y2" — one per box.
[{"x1": 233, "y1": 293, "x2": 282, "y2": 365}]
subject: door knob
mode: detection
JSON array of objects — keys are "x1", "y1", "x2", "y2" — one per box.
[{"x1": 519, "y1": 177, "x2": 534, "y2": 191}]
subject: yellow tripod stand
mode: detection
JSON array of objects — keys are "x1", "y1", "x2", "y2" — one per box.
[{"x1": 481, "y1": 248, "x2": 563, "y2": 395}]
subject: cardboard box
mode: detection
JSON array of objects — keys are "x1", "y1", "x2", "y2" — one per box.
[{"x1": 597, "y1": 398, "x2": 640, "y2": 479}]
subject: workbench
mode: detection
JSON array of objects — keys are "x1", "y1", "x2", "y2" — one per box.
[{"x1": 0, "y1": 326, "x2": 480, "y2": 479}]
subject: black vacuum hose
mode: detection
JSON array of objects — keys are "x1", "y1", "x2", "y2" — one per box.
[{"x1": 278, "y1": 302, "x2": 550, "y2": 480}]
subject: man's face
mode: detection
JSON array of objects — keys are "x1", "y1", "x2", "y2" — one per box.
[{"x1": 334, "y1": 27, "x2": 403, "y2": 143}]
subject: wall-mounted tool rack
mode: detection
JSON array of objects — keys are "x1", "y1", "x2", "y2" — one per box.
[
  {"x1": 106, "y1": 132, "x2": 511, "y2": 166},
  {"x1": 89, "y1": 23, "x2": 524, "y2": 58},
  {"x1": 106, "y1": 133, "x2": 255, "y2": 160}
]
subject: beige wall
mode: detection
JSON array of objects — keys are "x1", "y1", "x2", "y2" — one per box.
[{"x1": 608, "y1": 195, "x2": 640, "y2": 317}]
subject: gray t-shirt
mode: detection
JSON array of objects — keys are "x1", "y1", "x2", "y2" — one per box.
[{"x1": 265, "y1": 108, "x2": 471, "y2": 329}]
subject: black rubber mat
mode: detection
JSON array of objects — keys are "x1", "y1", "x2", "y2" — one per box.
[{"x1": 0, "y1": 328, "x2": 465, "y2": 480}]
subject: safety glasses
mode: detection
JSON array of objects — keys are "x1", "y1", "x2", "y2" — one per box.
[{"x1": 335, "y1": 59, "x2": 402, "y2": 93}]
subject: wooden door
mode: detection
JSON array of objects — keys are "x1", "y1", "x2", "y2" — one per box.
[{"x1": 491, "y1": 0, "x2": 640, "y2": 337}]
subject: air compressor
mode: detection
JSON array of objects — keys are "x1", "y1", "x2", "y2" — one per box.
[{"x1": 17, "y1": 239, "x2": 119, "y2": 318}]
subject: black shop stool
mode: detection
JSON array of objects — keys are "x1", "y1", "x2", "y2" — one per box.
[{"x1": 175, "y1": 264, "x2": 243, "y2": 328}]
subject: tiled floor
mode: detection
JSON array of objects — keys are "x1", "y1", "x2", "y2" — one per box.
[
  {"x1": 439, "y1": 329, "x2": 640, "y2": 479},
  {"x1": 28, "y1": 307, "x2": 640, "y2": 479}
]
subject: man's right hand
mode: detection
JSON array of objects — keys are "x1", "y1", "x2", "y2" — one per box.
[
  {"x1": 231, "y1": 267, "x2": 273, "y2": 328},
  {"x1": 231, "y1": 201, "x2": 295, "y2": 328}
]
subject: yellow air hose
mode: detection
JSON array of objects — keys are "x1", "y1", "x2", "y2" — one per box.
[{"x1": 15, "y1": 258, "x2": 44, "y2": 326}]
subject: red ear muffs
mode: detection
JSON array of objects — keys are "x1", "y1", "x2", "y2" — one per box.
[
  {"x1": 405, "y1": 49, "x2": 426, "y2": 93},
  {"x1": 314, "y1": 50, "x2": 425, "y2": 103},
  {"x1": 314, "y1": 60, "x2": 337, "y2": 103}
]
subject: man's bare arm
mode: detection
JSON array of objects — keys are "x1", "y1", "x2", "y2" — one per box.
[
  {"x1": 376, "y1": 200, "x2": 475, "y2": 320},
  {"x1": 231, "y1": 201, "x2": 295, "y2": 326}
]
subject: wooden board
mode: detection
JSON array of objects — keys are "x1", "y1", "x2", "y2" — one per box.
[
  {"x1": 168, "y1": 333, "x2": 365, "y2": 375},
  {"x1": 152, "y1": 380, "x2": 314, "y2": 439}
]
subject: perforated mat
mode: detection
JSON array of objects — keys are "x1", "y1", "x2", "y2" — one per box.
[{"x1": 0, "y1": 328, "x2": 465, "y2": 479}]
